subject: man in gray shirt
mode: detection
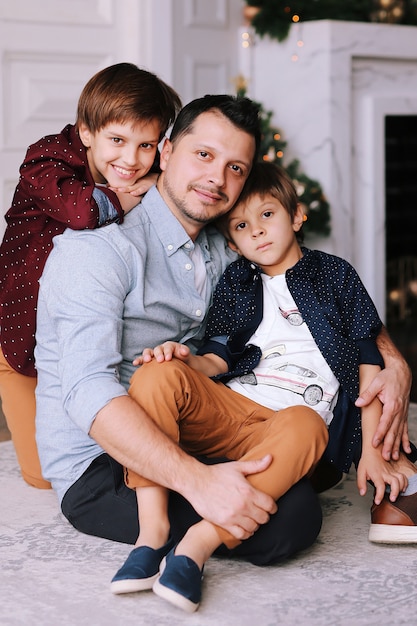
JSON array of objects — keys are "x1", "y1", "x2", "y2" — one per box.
[{"x1": 35, "y1": 94, "x2": 412, "y2": 565}]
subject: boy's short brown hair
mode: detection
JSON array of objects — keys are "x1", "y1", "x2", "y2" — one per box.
[
  {"x1": 76, "y1": 63, "x2": 182, "y2": 140},
  {"x1": 217, "y1": 161, "x2": 303, "y2": 242}
]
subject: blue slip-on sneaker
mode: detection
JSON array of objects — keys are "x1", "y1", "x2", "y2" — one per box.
[
  {"x1": 111, "y1": 539, "x2": 174, "y2": 594},
  {"x1": 152, "y1": 547, "x2": 203, "y2": 613}
]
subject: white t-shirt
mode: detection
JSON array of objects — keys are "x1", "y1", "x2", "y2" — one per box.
[{"x1": 226, "y1": 273, "x2": 339, "y2": 425}]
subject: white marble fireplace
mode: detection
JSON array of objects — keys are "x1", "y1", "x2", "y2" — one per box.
[{"x1": 243, "y1": 20, "x2": 417, "y2": 321}]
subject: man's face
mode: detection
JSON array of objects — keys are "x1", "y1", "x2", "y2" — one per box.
[{"x1": 158, "y1": 111, "x2": 255, "y2": 238}]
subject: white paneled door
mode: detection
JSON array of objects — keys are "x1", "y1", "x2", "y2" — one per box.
[{"x1": 0, "y1": 0, "x2": 148, "y2": 240}]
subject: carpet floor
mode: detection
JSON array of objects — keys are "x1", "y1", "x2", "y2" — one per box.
[{"x1": 1, "y1": 407, "x2": 417, "y2": 626}]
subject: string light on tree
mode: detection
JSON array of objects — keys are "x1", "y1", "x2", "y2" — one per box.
[
  {"x1": 290, "y1": 13, "x2": 303, "y2": 61},
  {"x1": 242, "y1": 0, "x2": 417, "y2": 42},
  {"x1": 241, "y1": 30, "x2": 251, "y2": 48},
  {"x1": 370, "y1": 0, "x2": 405, "y2": 23},
  {"x1": 238, "y1": 21, "x2": 255, "y2": 94}
]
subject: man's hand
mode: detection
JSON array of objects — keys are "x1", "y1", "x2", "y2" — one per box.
[
  {"x1": 183, "y1": 455, "x2": 277, "y2": 540},
  {"x1": 92, "y1": 397, "x2": 275, "y2": 542},
  {"x1": 356, "y1": 366, "x2": 411, "y2": 461}
]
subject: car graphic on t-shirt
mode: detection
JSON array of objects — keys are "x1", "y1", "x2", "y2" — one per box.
[
  {"x1": 279, "y1": 307, "x2": 303, "y2": 326},
  {"x1": 238, "y1": 362, "x2": 333, "y2": 406}
]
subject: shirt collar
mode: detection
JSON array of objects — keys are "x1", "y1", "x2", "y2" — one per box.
[
  {"x1": 240, "y1": 246, "x2": 315, "y2": 279},
  {"x1": 140, "y1": 186, "x2": 195, "y2": 256},
  {"x1": 141, "y1": 186, "x2": 213, "y2": 260}
]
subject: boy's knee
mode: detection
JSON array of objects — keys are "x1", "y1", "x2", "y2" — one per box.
[
  {"x1": 300, "y1": 407, "x2": 328, "y2": 448},
  {"x1": 129, "y1": 359, "x2": 188, "y2": 396},
  {"x1": 281, "y1": 406, "x2": 328, "y2": 453}
]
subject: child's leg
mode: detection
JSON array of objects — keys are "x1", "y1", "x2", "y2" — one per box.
[
  {"x1": 129, "y1": 359, "x2": 327, "y2": 612},
  {"x1": 111, "y1": 459, "x2": 172, "y2": 593},
  {"x1": 0, "y1": 348, "x2": 51, "y2": 489},
  {"x1": 111, "y1": 482, "x2": 174, "y2": 594},
  {"x1": 129, "y1": 360, "x2": 327, "y2": 511},
  {"x1": 173, "y1": 519, "x2": 223, "y2": 568},
  {"x1": 152, "y1": 402, "x2": 328, "y2": 613},
  {"x1": 134, "y1": 485, "x2": 170, "y2": 548},
  {"x1": 171, "y1": 403, "x2": 328, "y2": 559},
  {"x1": 213, "y1": 403, "x2": 328, "y2": 548}
]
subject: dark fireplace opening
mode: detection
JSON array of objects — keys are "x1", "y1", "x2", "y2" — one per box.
[{"x1": 385, "y1": 115, "x2": 417, "y2": 402}]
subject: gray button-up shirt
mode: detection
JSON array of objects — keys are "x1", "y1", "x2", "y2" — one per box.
[{"x1": 35, "y1": 185, "x2": 235, "y2": 501}]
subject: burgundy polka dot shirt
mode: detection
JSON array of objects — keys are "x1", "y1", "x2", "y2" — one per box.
[{"x1": 0, "y1": 124, "x2": 123, "y2": 376}]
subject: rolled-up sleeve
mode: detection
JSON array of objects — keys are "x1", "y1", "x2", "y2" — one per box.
[{"x1": 37, "y1": 227, "x2": 131, "y2": 434}]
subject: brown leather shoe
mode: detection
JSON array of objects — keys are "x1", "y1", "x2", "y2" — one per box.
[{"x1": 369, "y1": 492, "x2": 417, "y2": 543}]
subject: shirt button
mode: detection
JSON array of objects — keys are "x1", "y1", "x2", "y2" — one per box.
[
  {"x1": 167, "y1": 244, "x2": 174, "y2": 251},
  {"x1": 195, "y1": 309, "x2": 202, "y2": 317},
  {"x1": 184, "y1": 243, "x2": 191, "y2": 249},
  {"x1": 185, "y1": 263, "x2": 192, "y2": 270}
]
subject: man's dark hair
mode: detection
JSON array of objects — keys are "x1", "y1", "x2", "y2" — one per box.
[{"x1": 169, "y1": 94, "x2": 261, "y2": 160}]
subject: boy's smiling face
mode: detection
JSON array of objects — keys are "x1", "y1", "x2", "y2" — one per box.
[
  {"x1": 79, "y1": 119, "x2": 161, "y2": 188},
  {"x1": 226, "y1": 193, "x2": 304, "y2": 276}
]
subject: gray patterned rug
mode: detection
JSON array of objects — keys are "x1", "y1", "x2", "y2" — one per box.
[{"x1": 1, "y1": 407, "x2": 417, "y2": 626}]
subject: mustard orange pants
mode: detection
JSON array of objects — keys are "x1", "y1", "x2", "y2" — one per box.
[
  {"x1": 126, "y1": 360, "x2": 328, "y2": 549},
  {"x1": 0, "y1": 347, "x2": 51, "y2": 489}
]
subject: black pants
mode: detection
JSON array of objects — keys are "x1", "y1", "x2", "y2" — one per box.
[{"x1": 61, "y1": 453, "x2": 323, "y2": 567}]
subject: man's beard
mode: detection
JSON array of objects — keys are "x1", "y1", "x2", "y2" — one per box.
[{"x1": 162, "y1": 177, "x2": 229, "y2": 225}]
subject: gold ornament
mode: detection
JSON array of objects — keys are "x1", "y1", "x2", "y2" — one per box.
[
  {"x1": 243, "y1": 5, "x2": 261, "y2": 24},
  {"x1": 231, "y1": 74, "x2": 249, "y2": 94}
]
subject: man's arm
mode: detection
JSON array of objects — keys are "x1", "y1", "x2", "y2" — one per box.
[
  {"x1": 89, "y1": 395, "x2": 276, "y2": 539},
  {"x1": 355, "y1": 325, "x2": 412, "y2": 460}
]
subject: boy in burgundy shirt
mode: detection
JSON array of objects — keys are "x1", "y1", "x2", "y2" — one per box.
[{"x1": 0, "y1": 62, "x2": 181, "y2": 488}]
